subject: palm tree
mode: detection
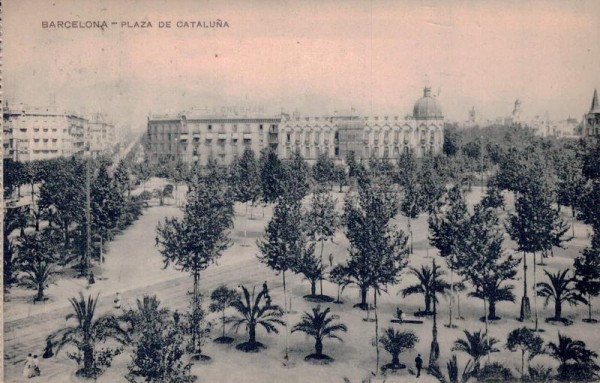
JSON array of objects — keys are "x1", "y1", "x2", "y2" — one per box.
[
  {"x1": 547, "y1": 333, "x2": 599, "y2": 381},
  {"x1": 291, "y1": 305, "x2": 347, "y2": 361},
  {"x1": 52, "y1": 292, "x2": 129, "y2": 378},
  {"x1": 537, "y1": 269, "x2": 586, "y2": 323},
  {"x1": 122, "y1": 295, "x2": 170, "y2": 337},
  {"x1": 226, "y1": 285, "x2": 285, "y2": 352},
  {"x1": 401, "y1": 264, "x2": 450, "y2": 316},
  {"x1": 468, "y1": 275, "x2": 515, "y2": 320},
  {"x1": 21, "y1": 260, "x2": 54, "y2": 302},
  {"x1": 378, "y1": 328, "x2": 418, "y2": 371},
  {"x1": 431, "y1": 354, "x2": 474, "y2": 383},
  {"x1": 452, "y1": 330, "x2": 499, "y2": 372}
]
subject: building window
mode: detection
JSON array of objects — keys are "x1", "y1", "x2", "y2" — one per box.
[
  {"x1": 287, "y1": 133, "x2": 291, "y2": 143},
  {"x1": 208, "y1": 124, "x2": 212, "y2": 131},
  {"x1": 233, "y1": 124, "x2": 238, "y2": 132},
  {"x1": 334, "y1": 147, "x2": 339, "y2": 156},
  {"x1": 259, "y1": 124, "x2": 263, "y2": 130}
]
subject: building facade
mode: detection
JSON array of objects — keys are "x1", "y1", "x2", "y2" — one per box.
[
  {"x1": 2, "y1": 105, "x2": 87, "y2": 162},
  {"x1": 584, "y1": 89, "x2": 600, "y2": 138},
  {"x1": 86, "y1": 114, "x2": 117, "y2": 157},
  {"x1": 145, "y1": 87, "x2": 444, "y2": 165}
]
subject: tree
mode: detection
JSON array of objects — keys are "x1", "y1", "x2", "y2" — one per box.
[
  {"x1": 291, "y1": 305, "x2": 347, "y2": 361},
  {"x1": 574, "y1": 230, "x2": 600, "y2": 322},
  {"x1": 52, "y1": 293, "x2": 128, "y2": 379},
  {"x1": 225, "y1": 285, "x2": 285, "y2": 352},
  {"x1": 295, "y1": 244, "x2": 326, "y2": 297},
  {"x1": 452, "y1": 330, "x2": 499, "y2": 373},
  {"x1": 401, "y1": 264, "x2": 451, "y2": 316},
  {"x1": 234, "y1": 147, "x2": 262, "y2": 218},
  {"x1": 305, "y1": 191, "x2": 339, "y2": 296},
  {"x1": 431, "y1": 354, "x2": 474, "y2": 383},
  {"x1": 480, "y1": 183, "x2": 504, "y2": 210},
  {"x1": 209, "y1": 285, "x2": 240, "y2": 343},
  {"x1": 313, "y1": 153, "x2": 335, "y2": 189},
  {"x1": 258, "y1": 196, "x2": 306, "y2": 310},
  {"x1": 17, "y1": 229, "x2": 62, "y2": 301},
  {"x1": 91, "y1": 162, "x2": 125, "y2": 247},
  {"x1": 329, "y1": 264, "x2": 350, "y2": 304},
  {"x1": 281, "y1": 150, "x2": 311, "y2": 201},
  {"x1": 113, "y1": 159, "x2": 131, "y2": 196},
  {"x1": 3, "y1": 205, "x2": 29, "y2": 287},
  {"x1": 259, "y1": 148, "x2": 285, "y2": 205},
  {"x1": 333, "y1": 164, "x2": 348, "y2": 192},
  {"x1": 443, "y1": 124, "x2": 462, "y2": 157},
  {"x1": 125, "y1": 296, "x2": 195, "y2": 383},
  {"x1": 547, "y1": 333, "x2": 599, "y2": 381},
  {"x1": 343, "y1": 183, "x2": 409, "y2": 309},
  {"x1": 397, "y1": 151, "x2": 422, "y2": 254},
  {"x1": 429, "y1": 185, "x2": 470, "y2": 327},
  {"x1": 378, "y1": 328, "x2": 418, "y2": 371},
  {"x1": 536, "y1": 269, "x2": 586, "y2": 324},
  {"x1": 506, "y1": 327, "x2": 544, "y2": 380},
  {"x1": 458, "y1": 205, "x2": 519, "y2": 321},
  {"x1": 156, "y1": 173, "x2": 234, "y2": 355}
]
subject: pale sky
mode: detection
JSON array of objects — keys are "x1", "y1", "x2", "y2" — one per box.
[{"x1": 4, "y1": 0, "x2": 600, "y2": 131}]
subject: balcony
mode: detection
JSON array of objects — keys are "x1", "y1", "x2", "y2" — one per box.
[
  {"x1": 243, "y1": 133, "x2": 252, "y2": 140},
  {"x1": 218, "y1": 133, "x2": 227, "y2": 140},
  {"x1": 205, "y1": 133, "x2": 213, "y2": 140}
]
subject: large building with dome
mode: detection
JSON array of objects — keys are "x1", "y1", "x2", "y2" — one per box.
[{"x1": 145, "y1": 87, "x2": 444, "y2": 165}]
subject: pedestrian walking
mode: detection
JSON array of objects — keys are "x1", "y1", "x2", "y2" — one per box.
[
  {"x1": 32, "y1": 355, "x2": 40, "y2": 377},
  {"x1": 415, "y1": 354, "x2": 423, "y2": 378},
  {"x1": 113, "y1": 292, "x2": 121, "y2": 309},
  {"x1": 42, "y1": 339, "x2": 53, "y2": 359},
  {"x1": 262, "y1": 281, "x2": 272, "y2": 306},
  {"x1": 88, "y1": 271, "x2": 95, "y2": 286},
  {"x1": 23, "y1": 353, "x2": 32, "y2": 378}
]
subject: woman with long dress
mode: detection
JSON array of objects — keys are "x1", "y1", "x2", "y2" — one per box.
[{"x1": 22, "y1": 353, "x2": 32, "y2": 378}]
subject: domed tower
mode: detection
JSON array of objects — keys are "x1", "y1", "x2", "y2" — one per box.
[{"x1": 410, "y1": 87, "x2": 444, "y2": 156}]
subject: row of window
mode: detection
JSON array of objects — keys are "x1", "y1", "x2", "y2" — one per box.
[{"x1": 150, "y1": 123, "x2": 278, "y2": 134}]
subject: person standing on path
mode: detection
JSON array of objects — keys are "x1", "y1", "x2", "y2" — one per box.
[
  {"x1": 415, "y1": 354, "x2": 423, "y2": 378},
  {"x1": 23, "y1": 353, "x2": 32, "y2": 378},
  {"x1": 31, "y1": 355, "x2": 40, "y2": 377},
  {"x1": 113, "y1": 292, "x2": 121, "y2": 309}
]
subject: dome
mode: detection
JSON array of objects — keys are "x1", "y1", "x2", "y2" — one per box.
[{"x1": 413, "y1": 87, "x2": 443, "y2": 119}]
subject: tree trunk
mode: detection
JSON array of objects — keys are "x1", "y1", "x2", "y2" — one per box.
[
  {"x1": 589, "y1": 294, "x2": 593, "y2": 322},
  {"x1": 222, "y1": 310, "x2": 226, "y2": 338},
  {"x1": 488, "y1": 300, "x2": 496, "y2": 319},
  {"x1": 555, "y1": 301, "x2": 562, "y2": 320},
  {"x1": 448, "y1": 267, "x2": 454, "y2": 327},
  {"x1": 337, "y1": 285, "x2": 341, "y2": 302},
  {"x1": 425, "y1": 293, "x2": 431, "y2": 313},
  {"x1": 283, "y1": 269, "x2": 289, "y2": 360},
  {"x1": 520, "y1": 252, "x2": 531, "y2": 321},
  {"x1": 360, "y1": 286, "x2": 368, "y2": 307},
  {"x1": 36, "y1": 284, "x2": 44, "y2": 301},
  {"x1": 83, "y1": 343, "x2": 94, "y2": 375},
  {"x1": 311, "y1": 280, "x2": 316, "y2": 296},
  {"x1": 391, "y1": 353, "x2": 400, "y2": 366},
  {"x1": 192, "y1": 270, "x2": 200, "y2": 353},
  {"x1": 315, "y1": 338, "x2": 323, "y2": 356},
  {"x1": 374, "y1": 289, "x2": 380, "y2": 374},
  {"x1": 320, "y1": 238, "x2": 325, "y2": 296},
  {"x1": 533, "y1": 252, "x2": 539, "y2": 331},
  {"x1": 521, "y1": 350, "x2": 525, "y2": 380},
  {"x1": 408, "y1": 217, "x2": 413, "y2": 254},
  {"x1": 249, "y1": 324, "x2": 256, "y2": 344}
]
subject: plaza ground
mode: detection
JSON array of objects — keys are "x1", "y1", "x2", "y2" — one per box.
[{"x1": 3, "y1": 182, "x2": 598, "y2": 382}]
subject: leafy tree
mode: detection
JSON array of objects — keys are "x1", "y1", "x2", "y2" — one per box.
[
  {"x1": 259, "y1": 148, "x2": 285, "y2": 205},
  {"x1": 574, "y1": 230, "x2": 600, "y2": 322},
  {"x1": 295, "y1": 244, "x2": 325, "y2": 297},
  {"x1": 156, "y1": 174, "x2": 234, "y2": 354},
  {"x1": 378, "y1": 328, "x2": 418, "y2": 370},
  {"x1": 419, "y1": 156, "x2": 446, "y2": 214},
  {"x1": 225, "y1": 285, "x2": 285, "y2": 352},
  {"x1": 305, "y1": 191, "x2": 339, "y2": 295},
  {"x1": 291, "y1": 305, "x2": 347, "y2": 361},
  {"x1": 429, "y1": 185, "x2": 470, "y2": 327},
  {"x1": 113, "y1": 159, "x2": 131, "y2": 196},
  {"x1": 452, "y1": 330, "x2": 499, "y2": 373},
  {"x1": 51, "y1": 293, "x2": 129, "y2": 379},
  {"x1": 397, "y1": 151, "x2": 422, "y2": 253},
  {"x1": 506, "y1": 327, "x2": 544, "y2": 380},
  {"x1": 579, "y1": 181, "x2": 600, "y2": 231},
  {"x1": 125, "y1": 296, "x2": 195, "y2": 383},
  {"x1": 343, "y1": 183, "x2": 409, "y2": 309},
  {"x1": 401, "y1": 263, "x2": 451, "y2": 315},
  {"x1": 281, "y1": 150, "x2": 311, "y2": 201},
  {"x1": 329, "y1": 264, "x2": 350, "y2": 304},
  {"x1": 91, "y1": 162, "x2": 125, "y2": 245},
  {"x1": 234, "y1": 147, "x2": 262, "y2": 218},
  {"x1": 17, "y1": 229, "x2": 62, "y2": 301},
  {"x1": 3, "y1": 158, "x2": 26, "y2": 198},
  {"x1": 459, "y1": 205, "x2": 519, "y2": 320},
  {"x1": 313, "y1": 153, "x2": 336, "y2": 189},
  {"x1": 443, "y1": 124, "x2": 462, "y2": 157},
  {"x1": 3, "y1": 205, "x2": 29, "y2": 287},
  {"x1": 480, "y1": 183, "x2": 504, "y2": 210},
  {"x1": 209, "y1": 285, "x2": 240, "y2": 342},
  {"x1": 536, "y1": 269, "x2": 586, "y2": 323},
  {"x1": 547, "y1": 333, "x2": 600, "y2": 381},
  {"x1": 333, "y1": 164, "x2": 348, "y2": 192},
  {"x1": 257, "y1": 196, "x2": 306, "y2": 311}
]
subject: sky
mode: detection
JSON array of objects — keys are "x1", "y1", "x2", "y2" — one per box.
[{"x1": 3, "y1": 0, "x2": 600, "y2": 131}]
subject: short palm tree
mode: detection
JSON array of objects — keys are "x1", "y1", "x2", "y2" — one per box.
[
  {"x1": 547, "y1": 333, "x2": 599, "y2": 381},
  {"x1": 537, "y1": 269, "x2": 586, "y2": 323},
  {"x1": 21, "y1": 260, "x2": 55, "y2": 302},
  {"x1": 52, "y1": 292, "x2": 129, "y2": 378},
  {"x1": 431, "y1": 354, "x2": 474, "y2": 383},
  {"x1": 122, "y1": 295, "x2": 170, "y2": 337},
  {"x1": 291, "y1": 305, "x2": 347, "y2": 361},
  {"x1": 401, "y1": 264, "x2": 450, "y2": 316},
  {"x1": 378, "y1": 328, "x2": 418, "y2": 370},
  {"x1": 469, "y1": 275, "x2": 515, "y2": 320},
  {"x1": 226, "y1": 285, "x2": 285, "y2": 352},
  {"x1": 452, "y1": 330, "x2": 499, "y2": 372}
]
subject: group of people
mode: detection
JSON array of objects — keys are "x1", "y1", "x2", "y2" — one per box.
[{"x1": 22, "y1": 354, "x2": 40, "y2": 379}]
